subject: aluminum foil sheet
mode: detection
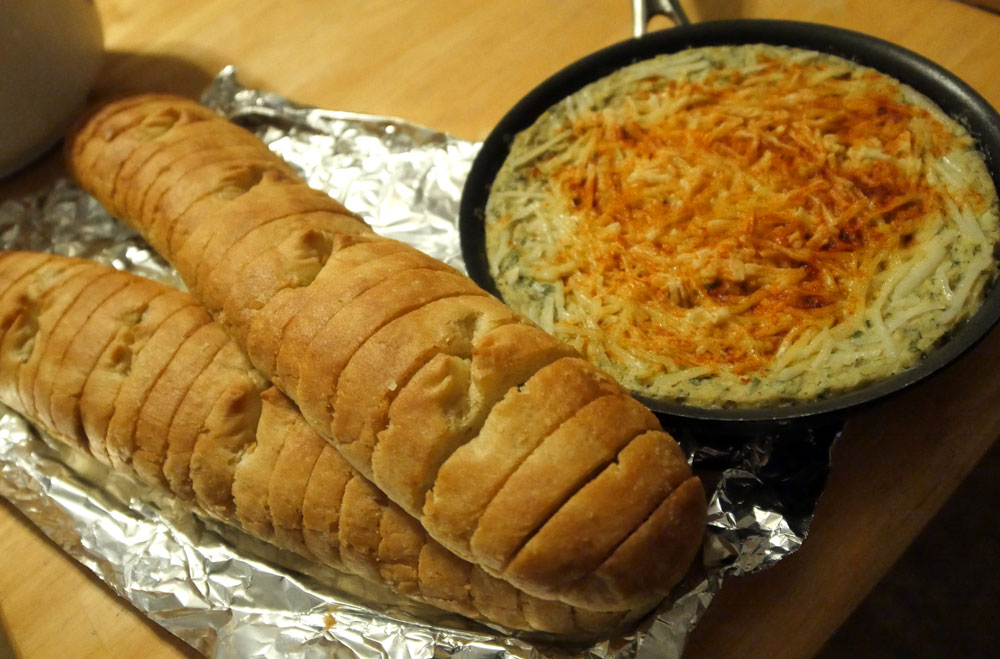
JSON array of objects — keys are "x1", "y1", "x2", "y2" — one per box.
[{"x1": 0, "y1": 67, "x2": 839, "y2": 658}]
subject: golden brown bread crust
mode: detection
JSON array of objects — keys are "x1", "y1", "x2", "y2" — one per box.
[
  {"x1": 232, "y1": 386, "x2": 286, "y2": 541},
  {"x1": 16, "y1": 261, "x2": 107, "y2": 427},
  {"x1": 132, "y1": 318, "x2": 229, "y2": 490},
  {"x1": 268, "y1": 398, "x2": 326, "y2": 558},
  {"x1": 30, "y1": 270, "x2": 133, "y2": 440},
  {"x1": 50, "y1": 278, "x2": 161, "y2": 452},
  {"x1": 84, "y1": 291, "x2": 199, "y2": 465},
  {"x1": 71, "y1": 97, "x2": 222, "y2": 217},
  {"x1": 64, "y1": 93, "x2": 707, "y2": 611},
  {"x1": 0, "y1": 251, "x2": 641, "y2": 634},
  {"x1": 469, "y1": 396, "x2": 661, "y2": 571},
  {"x1": 0, "y1": 252, "x2": 61, "y2": 428},
  {"x1": 105, "y1": 304, "x2": 212, "y2": 471},
  {"x1": 273, "y1": 241, "x2": 456, "y2": 395}
]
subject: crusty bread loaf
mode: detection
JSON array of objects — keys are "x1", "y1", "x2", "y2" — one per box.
[
  {"x1": 0, "y1": 251, "x2": 639, "y2": 635},
  {"x1": 65, "y1": 93, "x2": 707, "y2": 611}
]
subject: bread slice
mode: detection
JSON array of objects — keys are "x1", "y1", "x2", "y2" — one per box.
[
  {"x1": 65, "y1": 93, "x2": 165, "y2": 168},
  {"x1": 161, "y1": 340, "x2": 261, "y2": 505},
  {"x1": 15, "y1": 262, "x2": 108, "y2": 424},
  {"x1": 33, "y1": 271, "x2": 135, "y2": 447},
  {"x1": 421, "y1": 357, "x2": 622, "y2": 551},
  {"x1": 369, "y1": 320, "x2": 577, "y2": 516},
  {"x1": 232, "y1": 387, "x2": 287, "y2": 541},
  {"x1": 332, "y1": 294, "x2": 520, "y2": 474},
  {"x1": 0, "y1": 252, "x2": 58, "y2": 413},
  {"x1": 503, "y1": 430, "x2": 693, "y2": 587},
  {"x1": 300, "y1": 443, "x2": 353, "y2": 567},
  {"x1": 190, "y1": 375, "x2": 264, "y2": 519},
  {"x1": 48, "y1": 280, "x2": 164, "y2": 448},
  {"x1": 272, "y1": 241, "x2": 456, "y2": 394},
  {"x1": 141, "y1": 150, "x2": 295, "y2": 248},
  {"x1": 176, "y1": 179, "x2": 354, "y2": 296},
  {"x1": 104, "y1": 304, "x2": 211, "y2": 470},
  {"x1": 337, "y1": 474, "x2": 390, "y2": 583},
  {"x1": 469, "y1": 395, "x2": 660, "y2": 572},
  {"x1": 68, "y1": 96, "x2": 219, "y2": 211},
  {"x1": 81, "y1": 292, "x2": 199, "y2": 465},
  {"x1": 245, "y1": 238, "x2": 412, "y2": 376},
  {"x1": 295, "y1": 272, "x2": 487, "y2": 429},
  {"x1": 131, "y1": 321, "x2": 229, "y2": 489},
  {"x1": 113, "y1": 119, "x2": 285, "y2": 221},
  {"x1": 374, "y1": 504, "x2": 425, "y2": 598},
  {"x1": 103, "y1": 105, "x2": 226, "y2": 219},
  {"x1": 267, "y1": 392, "x2": 325, "y2": 557},
  {"x1": 216, "y1": 220, "x2": 373, "y2": 347}
]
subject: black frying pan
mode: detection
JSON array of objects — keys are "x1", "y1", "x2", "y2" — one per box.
[{"x1": 458, "y1": 19, "x2": 1000, "y2": 440}]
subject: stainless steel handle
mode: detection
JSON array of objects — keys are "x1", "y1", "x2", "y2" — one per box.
[{"x1": 632, "y1": 0, "x2": 692, "y2": 36}]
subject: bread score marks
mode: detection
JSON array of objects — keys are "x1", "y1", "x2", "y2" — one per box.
[
  {"x1": 83, "y1": 293, "x2": 198, "y2": 465},
  {"x1": 335, "y1": 296, "x2": 524, "y2": 501},
  {"x1": 49, "y1": 279, "x2": 163, "y2": 449},
  {"x1": 160, "y1": 341, "x2": 264, "y2": 510},
  {"x1": 270, "y1": 241, "x2": 459, "y2": 393},
  {"x1": 65, "y1": 94, "x2": 707, "y2": 614},
  {"x1": 0, "y1": 252, "x2": 645, "y2": 635},
  {"x1": 132, "y1": 323, "x2": 228, "y2": 490},
  {"x1": 34, "y1": 271, "x2": 136, "y2": 440},
  {"x1": 15, "y1": 261, "x2": 109, "y2": 425},
  {"x1": 290, "y1": 269, "x2": 488, "y2": 436},
  {"x1": 372, "y1": 322, "x2": 577, "y2": 515},
  {"x1": 485, "y1": 44, "x2": 1000, "y2": 408},
  {"x1": 0, "y1": 252, "x2": 59, "y2": 419},
  {"x1": 70, "y1": 96, "x2": 221, "y2": 217}
]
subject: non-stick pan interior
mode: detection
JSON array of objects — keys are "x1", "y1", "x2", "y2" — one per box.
[{"x1": 459, "y1": 20, "x2": 1000, "y2": 428}]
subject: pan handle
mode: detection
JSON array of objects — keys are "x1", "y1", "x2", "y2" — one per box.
[{"x1": 632, "y1": 0, "x2": 692, "y2": 36}]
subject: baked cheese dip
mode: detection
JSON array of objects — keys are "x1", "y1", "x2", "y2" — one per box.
[{"x1": 484, "y1": 44, "x2": 1000, "y2": 408}]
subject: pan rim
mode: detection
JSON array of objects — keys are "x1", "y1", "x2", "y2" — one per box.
[{"x1": 458, "y1": 18, "x2": 1000, "y2": 426}]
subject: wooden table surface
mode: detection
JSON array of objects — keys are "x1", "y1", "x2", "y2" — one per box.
[{"x1": 2, "y1": 1, "x2": 1000, "y2": 657}]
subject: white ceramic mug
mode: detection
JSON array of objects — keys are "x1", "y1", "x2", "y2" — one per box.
[{"x1": 0, "y1": 0, "x2": 104, "y2": 178}]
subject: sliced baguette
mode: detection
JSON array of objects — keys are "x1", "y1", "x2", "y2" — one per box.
[
  {"x1": 0, "y1": 251, "x2": 646, "y2": 635},
  {"x1": 65, "y1": 94, "x2": 707, "y2": 611}
]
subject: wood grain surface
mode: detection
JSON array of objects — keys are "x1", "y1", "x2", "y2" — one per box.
[{"x1": 1, "y1": 1, "x2": 999, "y2": 657}]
